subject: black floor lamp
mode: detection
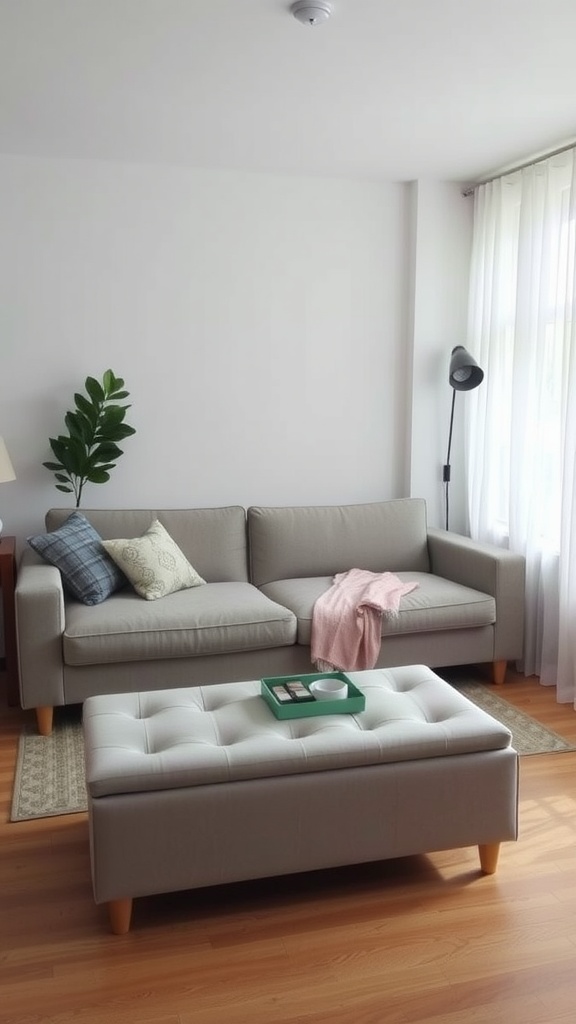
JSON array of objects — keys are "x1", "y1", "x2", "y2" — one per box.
[{"x1": 443, "y1": 345, "x2": 484, "y2": 531}]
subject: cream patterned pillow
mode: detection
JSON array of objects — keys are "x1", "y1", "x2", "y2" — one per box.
[{"x1": 102, "y1": 520, "x2": 206, "y2": 600}]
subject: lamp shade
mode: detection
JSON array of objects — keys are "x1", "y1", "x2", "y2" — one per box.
[
  {"x1": 449, "y1": 346, "x2": 484, "y2": 391},
  {"x1": 0, "y1": 437, "x2": 16, "y2": 483}
]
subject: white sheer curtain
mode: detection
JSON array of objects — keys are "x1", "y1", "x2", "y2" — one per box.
[{"x1": 466, "y1": 148, "x2": 576, "y2": 704}]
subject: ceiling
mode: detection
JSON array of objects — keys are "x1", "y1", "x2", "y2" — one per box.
[{"x1": 1, "y1": 0, "x2": 576, "y2": 184}]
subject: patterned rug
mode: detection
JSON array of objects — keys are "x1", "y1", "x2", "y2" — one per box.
[
  {"x1": 10, "y1": 706, "x2": 86, "y2": 822},
  {"x1": 454, "y1": 682, "x2": 576, "y2": 756},
  {"x1": 9, "y1": 683, "x2": 576, "y2": 821}
]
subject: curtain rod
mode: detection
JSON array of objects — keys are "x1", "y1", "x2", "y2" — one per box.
[{"x1": 461, "y1": 138, "x2": 576, "y2": 197}]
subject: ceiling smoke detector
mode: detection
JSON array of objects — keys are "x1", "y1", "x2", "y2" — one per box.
[{"x1": 291, "y1": 2, "x2": 333, "y2": 26}]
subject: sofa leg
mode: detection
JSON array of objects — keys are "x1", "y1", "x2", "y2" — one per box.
[
  {"x1": 108, "y1": 898, "x2": 133, "y2": 935},
  {"x1": 36, "y1": 706, "x2": 54, "y2": 736},
  {"x1": 478, "y1": 842, "x2": 501, "y2": 874},
  {"x1": 493, "y1": 660, "x2": 507, "y2": 685}
]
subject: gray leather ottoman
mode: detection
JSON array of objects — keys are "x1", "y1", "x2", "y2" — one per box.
[{"x1": 83, "y1": 665, "x2": 518, "y2": 933}]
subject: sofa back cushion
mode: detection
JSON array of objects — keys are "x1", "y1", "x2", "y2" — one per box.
[
  {"x1": 45, "y1": 507, "x2": 249, "y2": 584},
  {"x1": 248, "y1": 499, "x2": 430, "y2": 587}
]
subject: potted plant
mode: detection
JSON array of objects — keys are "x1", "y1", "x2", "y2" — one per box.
[{"x1": 43, "y1": 369, "x2": 136, "y2": 507}]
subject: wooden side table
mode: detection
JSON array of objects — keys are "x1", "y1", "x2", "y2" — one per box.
[{"x1": 0, "y1": 535, "x2": 19, "y2": 706}]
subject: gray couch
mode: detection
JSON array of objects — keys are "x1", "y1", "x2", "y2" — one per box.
[{"x1": 15, "y1": 498, "x2": 526, "y2": 734}]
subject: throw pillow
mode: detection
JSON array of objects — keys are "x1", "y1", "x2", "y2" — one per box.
[
  {"x1": 28, "y1": 511, "x2": 127, "y2": 605},
  {"x1": 102, "y1": 519, "x2": 206, "y2": 600}
]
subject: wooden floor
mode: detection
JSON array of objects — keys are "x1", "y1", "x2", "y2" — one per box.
[{"x1": 2, "y1": 666, "x2": 576, "y2": 1024}]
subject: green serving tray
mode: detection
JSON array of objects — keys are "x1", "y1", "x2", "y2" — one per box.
[{"x1": 261, "y1": 672, "x2": 366, "y2": 720}]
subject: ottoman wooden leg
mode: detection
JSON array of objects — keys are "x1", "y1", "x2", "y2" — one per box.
[
  {"x1": 478, "y1": 842, "x2": 500, "y2": 874},
  {"x1": 108, "y1": 898, "x2": 133, "y2": 935}
]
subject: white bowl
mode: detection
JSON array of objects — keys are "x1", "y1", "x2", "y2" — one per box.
[{"x1": 310, "y1": 678, "x2": 348, "y2": 701}]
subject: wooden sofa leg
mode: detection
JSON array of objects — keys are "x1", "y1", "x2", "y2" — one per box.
[
  {"x1": 493, "y1": 660, "x2": 507, "y2": 685},
  {"x1": 108, "y1": 898, "x2": 133, "y2": 935},
  {"x1": 479, "y1": 842, "x2": 501, "y2": 874},
  {"x1": 36, "y1": 706, "x2": 54, "y2": 736}
]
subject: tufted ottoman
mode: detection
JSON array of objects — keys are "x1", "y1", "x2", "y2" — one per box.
[{"x1": 83, "y1": 665, "x2": 518, "y2": 933}]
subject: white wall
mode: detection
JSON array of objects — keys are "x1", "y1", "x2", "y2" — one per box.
[
  {"x1": 0, "y1": 156, "x2": 409, "y2": 544},
  {"x1": 407, "y1": 180, "x2": 473, "y2": 533}
]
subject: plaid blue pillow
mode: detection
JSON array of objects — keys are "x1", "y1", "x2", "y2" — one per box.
[{"x1": 28, "y1": 511, "x2": 127, "y2": 605}]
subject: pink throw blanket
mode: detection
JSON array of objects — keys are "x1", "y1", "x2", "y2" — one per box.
[{"x1": 311, "y1": 568, "x2": 418, "y2": 672}]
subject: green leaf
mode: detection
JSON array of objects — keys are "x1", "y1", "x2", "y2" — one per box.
[
  {"x1": 74, "y1": 393, "x2": 98, "y2": 426},
  {"x1": 87, "y1": 468, "x2": 111, "y2": 483},
  {"x1": 94, "y1": 422, "x2": 126, "y2": 439},
  {"x1": 49, "y1": 439, "x2": 75, "y2": 474},
  {"x1": 103, "y1": 369, "x2": 124, "y2": 396},
  {"x1": 85, "y1": 376, "x2": 105, "y2": 404},
  {"x1": 48, "y1": 437, "x2": 65, "y2": 456},
  {"x1": 56, "y1": 484, "x2": 73, "y2": 494},
  {"x1": 90, "y1": 441, "x2": 123, "y2": 461},
  {"x1": 100, "y1": 405, "x2": 128, "y2": 426},
  {"x1": 65, "y1": 411, "x2": 88, "y2": 442},
  {"x1": 78, "y1": 412, "x2": 97, "y2": 442},
  {"x1": 106, "y1": 423, "x2": 136, "y2": 440},
  {"x1": 87, "y1": 449, "x2": 118, "y2": 470},
  {"x1": 68, "y1": 434, "x2": 90, "y2": 465},
  {"x1": 43, "y1": 460, "x2": 64, "y2": 472}
]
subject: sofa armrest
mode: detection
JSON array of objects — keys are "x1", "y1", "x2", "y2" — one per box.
[
  {"x1": 427, "y1": 527, "x2": 525, "y2": 662},
  {"x1": 15, "y1": 548, "x2": 66, "y2": 711}
]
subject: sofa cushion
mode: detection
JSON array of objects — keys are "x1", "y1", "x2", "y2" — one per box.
[
  {"x1": 260, "y1": 572, "x2": 496, "y2": 645},
  {"x1": 27, "y1": 511, "x2": 127, "y2": 606},
  {"x1": 62, "y1": 582, "x2": 297, "y2": 666},
  {"x1": 102, "y1": 520, "x2": 206, "y2": 600},
  {"x1": 248, "y1": 499, "x2": 430, "y2": 588},
  {"x1": 46, "y1": 506, "x2": 250, "y2": 584}
]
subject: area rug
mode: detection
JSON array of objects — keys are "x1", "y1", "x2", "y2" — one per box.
[
  {"x1": 10, "y1": 707, "x2": 87, "y2": 822},
  {"x1": 453, "y1": 682, "x2": 576, "y2": 756},
  {"x1": 10, "y1": 683, "x2": 576, "y2": 821}
]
